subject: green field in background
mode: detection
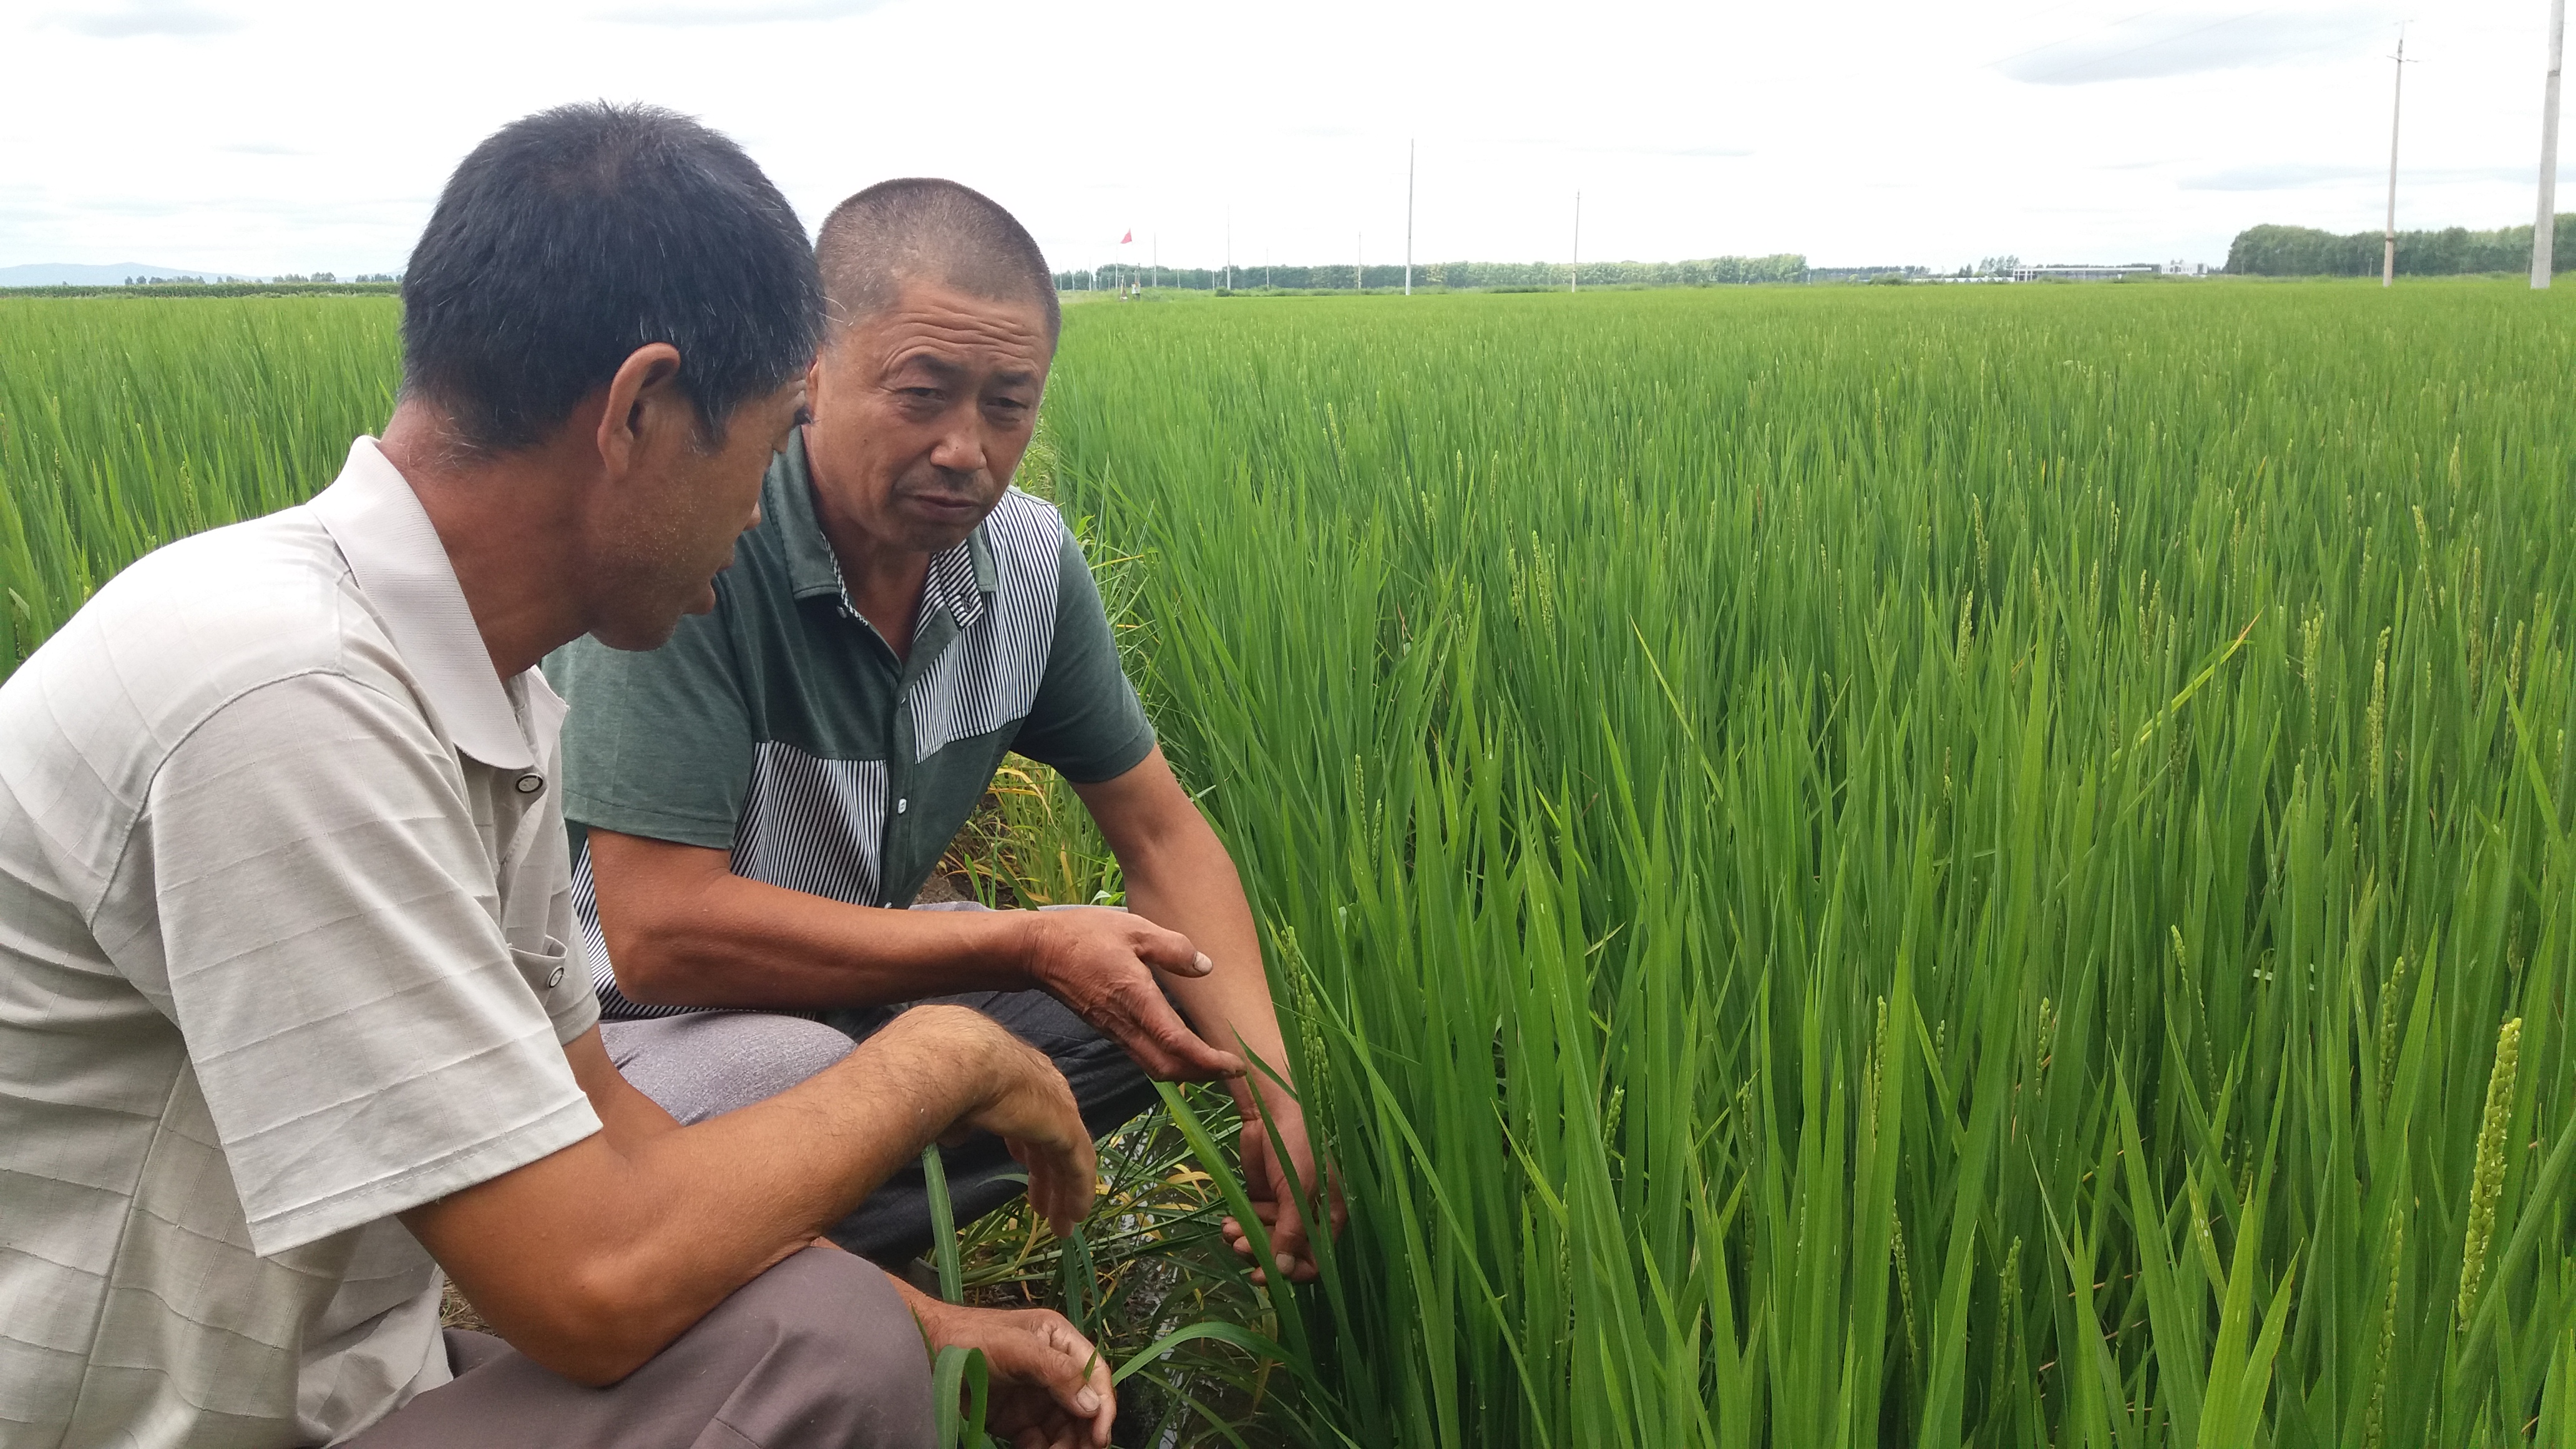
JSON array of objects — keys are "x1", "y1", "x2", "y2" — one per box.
[
  {"x1": 4, "y1": 281, "x2": 2573, "y2": 1447},
  {"x1": 0, "y1": 295, "x2": 401, "y2": 672}
]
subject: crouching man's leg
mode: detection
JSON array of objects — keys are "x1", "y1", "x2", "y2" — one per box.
[
  {"x1": 595, "y1": 992, "x2": 1153, "y2": 1267},
  {"x1": 598, "y1": 905, "x2": 1166, "y2": 1268},
  {"x1": 816, "y1": 903, "x2": 1163, "y2": 1264},
  {"x1": 348, "y1": 1247, "x2": 932, "y2": 1449},
  {"x1": 603, "y1": 1010, "x2": 859, "y2": 1125},
  {"x1": 824, "y1": 982, "x2": 1158, "y2": 1264}
]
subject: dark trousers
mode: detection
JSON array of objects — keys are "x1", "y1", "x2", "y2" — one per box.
[
  {"x1": 819, "y1": 988, "x2": 1161, "y2": 1262},
  {"x1": 344, "y1": 1247, "x2": 933, "y2": 1448}
]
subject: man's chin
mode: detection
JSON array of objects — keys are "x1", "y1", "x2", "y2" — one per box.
[
  {"x1": 588, "y1": 590, "x2": 708, "y2": 653},
  {"x1": 894, "y1": 497, "x2": 996, "y2": 553},
  {"x1": 590, "y1": 616, "x2": 685, "y2": 653}
]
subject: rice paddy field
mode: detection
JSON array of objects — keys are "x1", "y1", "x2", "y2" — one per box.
[{"x1": 4, "y1": 280, "x2": 2574, "y2": 1447}]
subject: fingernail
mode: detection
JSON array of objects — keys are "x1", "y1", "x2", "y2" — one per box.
[
  {"x1": 1078, "y1": 1390, "x2": 1101, "y2": 1412},
  {"x1": 1192, "y1": 951, "x2": 1213, "y2": 974},
  {"x1": 1276, "y1": 1254, "x2": 1296, "y2": 1274}
]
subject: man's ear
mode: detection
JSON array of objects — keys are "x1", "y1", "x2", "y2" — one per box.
[{"x1": 595, "y1": 343, "x2": 687, "y2": 477}]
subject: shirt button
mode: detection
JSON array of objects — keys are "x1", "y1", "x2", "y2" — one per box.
[
  {"x1": 896, "y1": 798, "x2": 909, "y2": 814},
  {"x1": 514, "y1": 773, "x2": 545, "y2": 795},
  {"x1": 545, "y1": 964, "x2": 566, "y2": 988}
]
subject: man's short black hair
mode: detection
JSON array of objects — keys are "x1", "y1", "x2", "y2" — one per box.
[
  {"x1": 401, "y1": 102, "x2": 824, "y2": 454},
  {"x1": 814, "y1": 178, "x2": 1060, "y2": 342}
]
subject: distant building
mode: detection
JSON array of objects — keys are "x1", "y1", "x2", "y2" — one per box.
[
  {"x1": 2010, "y1": 263, "x2": 2160, "y2": 282},
  {"x1": 1805, "y1": 265, "x2": 1933, "y2": 283}
]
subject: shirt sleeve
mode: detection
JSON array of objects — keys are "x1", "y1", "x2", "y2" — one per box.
[
  {"x1": 545, "y1": 601, "x2": 754, "y2": 851},
  {"x1": 1010, "y1": 530, "x2": 1157, "y2": 784},
  {"x1": 125, "y1": 670, "x2": 602, "y2": 1258}
]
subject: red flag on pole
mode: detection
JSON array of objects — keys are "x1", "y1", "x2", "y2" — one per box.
[{"x1": 1120, "y1": 230, "x2": 1133, "y2": 244}]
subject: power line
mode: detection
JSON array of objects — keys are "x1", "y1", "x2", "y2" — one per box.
[
  {"x1": 1984, "y1": 3, "x2": 2180, "y2": 71},
  {"x1": 2017, "y1": 6, "x2": 2281, "y2": 84},
  {"x1": 2183, "y1": 14, "x2": 2416, "y2": 73}
]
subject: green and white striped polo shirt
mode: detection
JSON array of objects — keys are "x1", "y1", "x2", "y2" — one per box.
[{"x1": 545, "y1": 429, "x2": 1155, "y2": 1020}]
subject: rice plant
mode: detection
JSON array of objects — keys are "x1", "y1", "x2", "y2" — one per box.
[
  {"x1": 1039, "y1": 279, "x2": 2576, "y2": 1447},
  {"x1": 0, "y1": 296, "x2": 401, "y2": 673},
  {"x1": 8, "y1": 280, "x2": 2573, "y2": 1447}
]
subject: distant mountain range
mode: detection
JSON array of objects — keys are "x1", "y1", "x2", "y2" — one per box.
[{"x1": 0, "y1": 262, "x2": 253, "y2": 286}]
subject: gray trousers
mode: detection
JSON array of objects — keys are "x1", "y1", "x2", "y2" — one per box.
[
  {"x1": 344, "y1": 1247, "x2": 932, "y2": 1448},
  {"x1": 601, "y1": 907, "x2": 1158, "y2": 1264}
]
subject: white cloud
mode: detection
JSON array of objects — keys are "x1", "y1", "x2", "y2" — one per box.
[
  {"x1": 2181, "y1": 162, "x2": 2382, "y2": 190},
  {"x1": 48, "y1": 0, "x2": 241, "y2": 37},
  {"x1": 1998, "y1": 8, "x2": 2403, "y2": 86},
  {"x1": 0, "y1": 0, "x2": 2560, "y2": 276},
  {"x1": 596, "y1": 0, "x2": 889, "y2": 24}
]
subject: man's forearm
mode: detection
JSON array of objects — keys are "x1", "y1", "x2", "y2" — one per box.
[
  {"x1": 409, "y1": 1011, "x2": 1005, "y2": 1384},
  {"x1": 592, "y1": 1025, "x2": 964, "y2": 1258},
  {"x1": 590, "y1": 828, "x2": 1040, "y2": 1008},
  {"x1": 1118, "y1": 815, "x2": 1298, "y2": 1116}
]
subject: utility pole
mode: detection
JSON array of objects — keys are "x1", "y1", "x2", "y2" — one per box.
[
  {"x1": 2539, "y1": 0, "x2": 2567, "y2": 288},
  {"x1": 1225, "y1": 205, "x2": 1233, "y2": 293},
  {"x1": 1571, "y1": 191, "x2": 1582, "y2": 293},
  {"x1": 1405, "y1": 139, "x2": 1415, "y2": 295},
  {"x1": 1357, "y1": 232, "x2": 1364, "y2": 291},
  {"x1": 2383, "y1": 32, "x2": 2411, "y2": 288}
]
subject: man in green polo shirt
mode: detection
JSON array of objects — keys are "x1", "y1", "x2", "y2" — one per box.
[{"x1": 548, "y1": 178, "x2": 1336, "y2": 1282}]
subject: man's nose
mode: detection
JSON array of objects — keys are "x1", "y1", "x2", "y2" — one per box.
[{"x1": 928, "y1": 421, "x2": 987, "y2": 476}]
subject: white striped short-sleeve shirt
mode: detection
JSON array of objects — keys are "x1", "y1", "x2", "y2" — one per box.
[{"x1": 0, "y1": 439, "x2": 603, "y2": 1449}]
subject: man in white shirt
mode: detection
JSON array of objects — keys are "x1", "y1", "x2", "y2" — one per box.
[{"x1": 0, "y1": 103, "x2": 1119, "y2": 1449}]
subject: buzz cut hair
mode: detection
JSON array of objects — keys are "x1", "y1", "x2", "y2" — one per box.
[{"x1": 813, "y1": 178, "x2": 1060, "y2": 343}]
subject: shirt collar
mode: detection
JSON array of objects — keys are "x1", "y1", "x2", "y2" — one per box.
[
  {"x1": 777, "y1": 425, "x2": 994, "y2": 631},
  {"x1": 919, "y1": 532, "x2": 988, "y2": 633},
  {"x1": 776, "y1": 429, "x2": 846, "y2": 602},
  {"x1": 306, "y1": 436, "x2": 545, "y2": 771}
]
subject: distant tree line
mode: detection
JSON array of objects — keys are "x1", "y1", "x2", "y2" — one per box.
[
  {"x1": 2226, "y1": 215, "x2": 2575, "y2": 276},
  {"x1": 1056, "y1": 254, "x2": 1809, "y2": 292},
  {"x1": 117, "y1": 271, "x2": 400, "y2": 286},
  {"x1": 11, "y1": 281, "x2": 405, "y2": 298}
]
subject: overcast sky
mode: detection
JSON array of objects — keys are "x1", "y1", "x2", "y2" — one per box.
[{"x1": 1, "y1": 0, "x2": 2565, "y2": 274}]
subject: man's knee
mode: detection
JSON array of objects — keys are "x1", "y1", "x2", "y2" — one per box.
[
  {"x1": 710, "y1": 1248, "x2": 935, "y2": 1447},
  {"x1": 713, "y1": 1015, "x2": 856, "y2": 1101},
  {"x1": 606, "y1": 1012, "x2": 855, "y2": 1125}
]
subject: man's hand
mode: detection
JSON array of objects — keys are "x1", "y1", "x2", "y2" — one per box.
[
  {"x1": 1222, "y1": 1104, "x2": 1346, "y2": 1285},
  {"x1": 1061, "y1": 746, "x2": 1344, "y2": 1285},
  {"x1": 930, "y1": 1005, "x2": 1100, "y2": 1239},
  {"x1": 1023, "y1": 908, "x2": 1246, "y2": 1082},
  {"x1": 900, "y1": 1287, "x2": 1115, "y2": 1449}
]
